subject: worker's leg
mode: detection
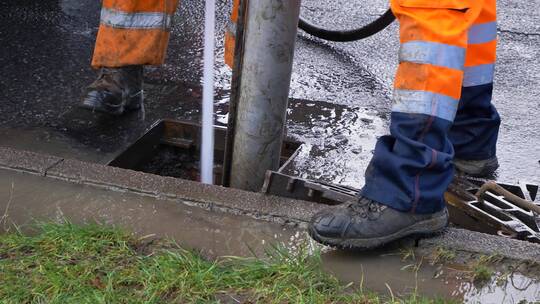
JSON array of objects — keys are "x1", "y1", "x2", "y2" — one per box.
[
  {"x1": 82, "y1": 0, "x2": 179, "y2": 115},
  {"x1": 309, "y1": 0, "x2": 482, "y2": 249},
  {"x1": 224, "y1": 0, "x2": 240, "y2": 67},
  {"x1": 450, "y1": 0, "x2": 501, "y2": 176},
  {"x1": 92, "y1": 0, "x2": 180, "y2": 68},
  {"x1": 360, "y1": 0, "x2": 482, "y2": 214}
]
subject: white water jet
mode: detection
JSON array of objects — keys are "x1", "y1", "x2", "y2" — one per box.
[{"x1": 201, "y1": 0, "x2": 215, "y2": 184}]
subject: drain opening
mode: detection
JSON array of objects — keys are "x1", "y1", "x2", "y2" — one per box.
[{"x1": 108, "y1": 119, "x2": 300, "y2": 186}]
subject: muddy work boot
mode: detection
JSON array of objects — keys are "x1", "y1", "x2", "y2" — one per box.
[
  {"x1": 81, "y1": 66, "x2": 143, "y2": 115},
  {"x1": 453, "y1": 156, "x2": 499, "y2": 177},
  {"x1": 309, "y1": 197, "x2": 448, "y2": 250}
]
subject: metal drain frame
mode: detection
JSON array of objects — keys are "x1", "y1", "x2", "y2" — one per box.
[{"x1": 262, "y1": 171, "x2": 358, "y2": 205}]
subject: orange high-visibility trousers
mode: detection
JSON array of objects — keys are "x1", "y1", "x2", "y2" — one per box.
[
  {"x1": 362, "y1": 0, "x2": 499, "y2": 213},
  {"x1": 392, "y1": 0, "x2": 487, "y2": 108},
  {"x1": 92, "y1": 0, "x2": 180, "y2": 68}
]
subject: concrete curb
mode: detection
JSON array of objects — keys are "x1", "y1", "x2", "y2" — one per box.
[
  {"x1": 420, "y1": 227, "x2": 540, "y2": 261},
  {"x1": 0, "y1": 148, "x2": 63, "y2": 176},
  {"x1": 1, "y1": 146, "x2": 539, "y2": 262},
  {"x1": 0, "y1": 147, "x2": 326, "y2": 226}
]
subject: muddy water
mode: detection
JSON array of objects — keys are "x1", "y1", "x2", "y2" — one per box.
[
  {"x1": 0, "y1": 169, "x2": 294, "y2": 258},
  {"x1": 1, "y1": 169, "x2": 538, "y2": 303},
  {"x1": 323, "y1": 250, "x2": 540, "y2": 303}
]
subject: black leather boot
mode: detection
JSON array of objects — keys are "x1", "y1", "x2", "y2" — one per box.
[
  {"x1": 81, "y1": 66, "x2": 143, "y2": 115},
  {"x1": 453, "y1": 156, "x2": 499, "y2": 177},
  {"x1": 309, "y1": 196, "x2": 449, "y2": 250}
]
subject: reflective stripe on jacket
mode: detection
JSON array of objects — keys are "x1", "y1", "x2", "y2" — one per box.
[{"x1": 92, "y1": 0, "x2": 179, "y2": 68}]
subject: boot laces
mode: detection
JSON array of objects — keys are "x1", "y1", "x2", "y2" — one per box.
[
  {"x1": 94, "y1": 68, "x2": 121, "y2": 87},
  {"x1": 93, "y1": 67, "x2": 143, "y2": 99},
  {"x1": 346, "y1": 198, "x2": 386, "y2": 220}
]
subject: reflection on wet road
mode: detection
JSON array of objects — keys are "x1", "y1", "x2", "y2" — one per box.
[{"x1": 284, "y1": 99, "x2": 386, "y2": 187}]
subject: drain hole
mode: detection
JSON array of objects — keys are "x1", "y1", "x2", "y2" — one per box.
[
  {"x1": 482, "y1": 193, "x2": 514, "y2": 210},
  {"x1": 471, "y1": 201, "x2": 513, "y2": 221},
  {"x1": 108, "y1": 119, "x2": 301, "y2": 187},
  {"x1": 136, "y1": 144, "x2": 223, "y2": 183}
]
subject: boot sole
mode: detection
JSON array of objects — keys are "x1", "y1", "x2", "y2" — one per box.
[
  {"x1": 308, "y1": 211, "x2": 448, "y2": 250},
  {"x1": 454, "y1": 158, "x2": 499, "y2": 177},
  {"x1": 80, "y1": 101, "x2": 124, "y2": 116},
  {"x1": 80, "y1": 95, "x2": 142, "y2": 116}
]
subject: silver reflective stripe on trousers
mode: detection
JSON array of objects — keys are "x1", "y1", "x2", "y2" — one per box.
[
  {"x1": 399, "y1": 41, "x2": 465, "y2": 71},
  {"x1": 100, "y1": 8, "x2": 172, "y2": 30},
  {"x1": 463, "y1": 64, "x2": 495, "y2": 87},
  {"x1": 468, "y1": 22, "x2": 497, "y2": 44},
  {"x1": 392, "y1": 89, "x2": 459, "y2": 122}
]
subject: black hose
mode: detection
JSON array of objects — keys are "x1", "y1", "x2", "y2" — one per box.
[{"x1": 298, "y1": 9, "x2": 395, "y2": 42}]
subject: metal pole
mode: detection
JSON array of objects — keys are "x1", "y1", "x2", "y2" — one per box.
[{"x1": 229, "y1": 0, "x2": 301, "y2": 191}]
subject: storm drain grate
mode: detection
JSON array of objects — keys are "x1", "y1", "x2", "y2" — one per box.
[{"x1": 446, "y1": 176, "x2": 539, "y2": 243}]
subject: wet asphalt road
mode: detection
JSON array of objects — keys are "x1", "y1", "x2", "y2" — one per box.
[{"x1": 0, "y1": 0, "x2": 539, "y2": 186}]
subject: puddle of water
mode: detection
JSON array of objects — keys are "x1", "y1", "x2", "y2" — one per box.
[
  {"x1": 322, "y1": 249, "x2": 455, "y2": 298},
  {"x1": 322, "y1": 249, "x2": 540, "y2": 303},
  {"x1": 0, "y1": 127, "x2": 112, "y2": 164},
  {"x1": 1, "y1": 168, "x2": 539, "y2": 302},
  {"x1": 448, "y1": 271, "x2": 540, "y2": 304},
  {"x1": 283, "y1": 99, "x2": 387, "y2": 188},
  {"x1": 0, "y1": 168, "x2": 294, "y2": 258}
]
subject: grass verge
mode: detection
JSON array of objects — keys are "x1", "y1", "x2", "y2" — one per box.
[{"x1": 0, "y1": 222, "x2": 453, "y2": 304}]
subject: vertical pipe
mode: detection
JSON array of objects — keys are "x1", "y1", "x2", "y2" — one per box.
[
  {"x1": 201, "y1": 0, "x2": 216, "y2": 184},
  {"x1": 230, "y1": 0, "x2": 301, "y2": 191},
  {"x1": 222, "y1": 0, "x2": 248, "y2": 187}
]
